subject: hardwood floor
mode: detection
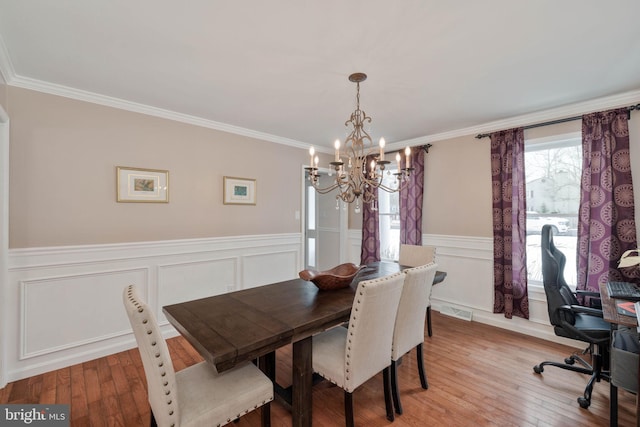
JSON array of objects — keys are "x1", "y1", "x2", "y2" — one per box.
[{"x1": 1, "y1": 311, "x2": 637, "y2": 426}]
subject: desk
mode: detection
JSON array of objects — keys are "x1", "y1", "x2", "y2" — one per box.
[
  {"x1": 599, "y1": 283, "x2": 639, "y2": 427},
  {"x1": 163, "y1": 262, "x2": 445, "y2": 427}
]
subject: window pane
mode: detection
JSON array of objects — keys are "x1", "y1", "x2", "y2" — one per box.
[
  {"x1": 307, "y1": 237, "x2": 316, "y2": 267},
  {"x1": 379, "y1": 168, "x2": 400, "y2": 261},
  {"x1": 525, "y1": 137, "x2": 581, "y2": 287},
  {"x1": 307, "y1": 186, "x2": 316, "y2": 230}
]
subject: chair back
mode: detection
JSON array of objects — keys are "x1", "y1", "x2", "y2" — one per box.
[
  {"x1": 541, "y1": 225, "x2": 578, "y2": 327},
  {"x1": 123, "y1": 285, "x2": 180, "y2": 427},
  {"x1": 392, "y1": 262, "x2": 438, "y2": 360},
  {"x1": 398, "y1": 244, "x2": 436, "y2": 267},
  {"x1": 344, "y1": 272, "x2": 404, "y2": 391}
]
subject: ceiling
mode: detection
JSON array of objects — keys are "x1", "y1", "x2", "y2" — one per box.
[{"x1": 1, "y1": 1, "x2": 640, "y2": 151}]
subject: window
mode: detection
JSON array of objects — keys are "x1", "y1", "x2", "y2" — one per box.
[
  {"x1": 379, "y1": 167, "x2": 400, "y2": 261},
  {"x1": 525, "y1": 134, "x2": 582, "y2": 287}
]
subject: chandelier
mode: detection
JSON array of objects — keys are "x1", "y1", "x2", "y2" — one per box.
[{"x1": 306, "y1": 73, "x2": 413, "y2": 213}]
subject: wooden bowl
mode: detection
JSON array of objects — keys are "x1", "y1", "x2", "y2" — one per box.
[{"x1": 299, "y1": 263, "x2": 365, "y2": 290}]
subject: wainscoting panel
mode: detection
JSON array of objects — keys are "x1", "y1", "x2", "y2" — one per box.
[
  {"x1": 242, "y1": 249, "x2": 299, "y2": 289},
  {"x1": 5, "y1": 233, "x2": 302, "y2": 383},
  {"x1": 157, "y1": 256, "x2": 238, "y2": 320},
  {"x1": 20, "y1": 267, "x2": 149, "y2": 359},
  {"x1": 347, "y1": 231, "x2": 583, "y2": 347},
  {"x1": 5, "y1": 232, "x2": 579, "y2": 384}
]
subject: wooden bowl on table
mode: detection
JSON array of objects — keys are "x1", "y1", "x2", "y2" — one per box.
[{"x1": 299, "y1": 263, "x2": 365, "y2": 290}]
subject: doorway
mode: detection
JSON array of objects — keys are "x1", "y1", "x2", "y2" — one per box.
[{"x1": 303, "y1": 168, "x2": 346, "y2": 271}]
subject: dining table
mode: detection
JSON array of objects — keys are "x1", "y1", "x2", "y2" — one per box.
[{"x1": 163, "y1": 261, "x2": 446, "y2": 427}]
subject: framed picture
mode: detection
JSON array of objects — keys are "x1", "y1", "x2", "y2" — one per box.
[
  {"x1": 116, "y1": 166, "x2": 169, "y2": 203},
  {"x1": 223, "y1": 176, "x2": 256, "y2": 205}
]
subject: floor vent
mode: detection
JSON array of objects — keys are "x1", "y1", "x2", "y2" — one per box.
[{"x1": 439, "y1": 305, "x2": 473, "y2": 321}]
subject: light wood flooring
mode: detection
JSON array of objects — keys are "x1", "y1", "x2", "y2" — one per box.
[{"x1": 1, "y1": 311, "x2": 637, "y2": 426}]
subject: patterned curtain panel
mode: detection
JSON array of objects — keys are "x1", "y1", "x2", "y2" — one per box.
[
  {"x1": 578, "y1": 108, "x2": 637, "y2": 292},
  {"x1": 361, "y1": 156, "x2": 381, "y2": 265},
  {"x1": 400, "y1": 147, "x2": 425, "y2": 245},
  {"x1": 490, "y1": 128, "x2": 529, "y2": 319}
]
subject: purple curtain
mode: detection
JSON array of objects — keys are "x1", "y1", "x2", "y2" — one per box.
[
  {"x1": 577, "y1": 108, "x2": 637, "y2": 292},
  {"x1": 360, "y1": 156, "x2": 380, "y2": 265},
  {"x1": 491, "y1": 128, "x2": 529, "y2": 320},
  {"x1": 400, "y1": 147, "x2": 425, "y2": 245}
]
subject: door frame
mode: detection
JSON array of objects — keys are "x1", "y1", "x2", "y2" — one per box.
[
  {"x1": 0, "y1": 105, "x2": 9, "y2": 388},
  {"x1": 300, "y1": 166, "x2": 347, "y2": 270}
]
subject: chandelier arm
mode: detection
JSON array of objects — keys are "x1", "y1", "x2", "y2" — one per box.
[
  {"x1": 310, "y1": 181, "x2": 341, "y2": 194},
  {"x1": 306, "y1": 72, "x2": 414, "y2": 206}
]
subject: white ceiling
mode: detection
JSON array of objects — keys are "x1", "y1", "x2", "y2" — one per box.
[{"x1": 1, "y1": 1, "x2": 640, "y2": 151}]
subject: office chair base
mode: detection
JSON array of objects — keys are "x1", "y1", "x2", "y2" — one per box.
[
  {"x1": 534, "y1": 351, "x2": 610, "y2": 410},
  {"x1": 577, "y1": 397, "x2": 590, "y2": 409},
  {"x1": 533, "y1": 360, "x2": 592, "y2": 376}
]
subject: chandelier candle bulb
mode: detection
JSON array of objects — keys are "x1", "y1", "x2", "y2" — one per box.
[
  {"x1": 405, "y1": 147, "x2": 411, "y2": 169},
  {"x1": 304, "y1": 72, "x2": 412, "y2": 207}
]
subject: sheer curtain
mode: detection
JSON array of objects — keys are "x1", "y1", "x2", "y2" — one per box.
[
  {"x1": 490, "y1": 128, "x2": 529, "y2": 319},
  {"x1": 577, "y1": 108, "x2": 637, "y2": 292},
  {"x1": 400, "y1": 147, "x2": 425, "y2": 245}
]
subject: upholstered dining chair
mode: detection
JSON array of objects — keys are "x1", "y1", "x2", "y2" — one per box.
[
  {"x1": 390, "y1": 262, "x2": 438, "y2": 415},
  {"x1": 398, "y1": 244, "x2": 437, "y2": 336},
  {"x1": 312, "y1": 272, "x2": 405, "y2": 427},
  {"x1": 123, "y1": 285, "x2": 273, "y2": 427}
]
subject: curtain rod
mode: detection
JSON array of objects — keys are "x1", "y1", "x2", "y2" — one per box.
[{"x1": 475, "y1": 103, "x2": 640, "y2": 139}]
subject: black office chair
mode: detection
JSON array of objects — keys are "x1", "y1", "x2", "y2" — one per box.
[{"x1": 533, "y1": 224, "x2": 611, "y2": 409}]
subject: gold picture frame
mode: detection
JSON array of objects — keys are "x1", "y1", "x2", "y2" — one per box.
[
  {"x1": 116, "y1": 166, "x2": 169, "y2": 203},
  {"x1": 223, "y1": 176, "x2": 256, "y2": 205}
]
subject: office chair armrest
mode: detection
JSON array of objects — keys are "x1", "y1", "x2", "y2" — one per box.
[
  {"x1": 561, "y1": 304, "x2": 604, "y2": 318},
  {"x1": 573, "y1": 290, "x2": 602, "y2": 308},
  {"x1": 575, "y1": 290, "x2": 600, "y2": 298}
]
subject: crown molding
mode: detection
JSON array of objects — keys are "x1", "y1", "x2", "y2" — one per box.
[
  {"x1": 9, "y1": 69, "x2": 640, "y2": 154},
  {"x1": 9, "y1": 74, "x2": 313, "y2": 150},
  {"x1": 1, "y1": 28, "x2": 638, "y2": 153},
  {"x1": 388, "y1": 89, "x2": 640, "y2": 150}
]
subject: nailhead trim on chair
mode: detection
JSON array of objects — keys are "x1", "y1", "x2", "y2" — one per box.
[
  {"x1": 342, "y1": 282, "x2": 371, "y2": 388},
  {"x1": 127, "y1": 286, "x2": 274, "y2": 427},
  {"x1": 125, "y1": 285, "x2": 179, "y2": 427}
]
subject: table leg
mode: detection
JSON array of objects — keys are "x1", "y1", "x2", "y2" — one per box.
[
  {"x1": 292, "y1": 336, "x2": 313, "y2": 427},
  {"x1": 258, "y1": 351, "x2": 276, "y2": 381},
  {"x1": 610, "y1": 382, "x2": 618, "y2": 427}
]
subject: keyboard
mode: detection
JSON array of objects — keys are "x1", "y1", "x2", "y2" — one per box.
[{"x1": 607, "y1": 281, "x2": 640, "y2": 301}]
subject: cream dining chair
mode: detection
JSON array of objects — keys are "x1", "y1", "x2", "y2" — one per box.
[
  {"x1": 398, "y1": 244, "x2": 437, "y2": 336},
  {"x1": 390, "y1": 262, "x2": 438, "y2": 415},
  {"x1": 312, "y1": 272, "x2": 405, "y2": 427},
  {"x1": 123, "y1": 285, "x2": 273, "y2": 427}
]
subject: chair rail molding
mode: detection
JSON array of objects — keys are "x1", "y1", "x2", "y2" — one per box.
[{"x1": 5, "y1": 233, "x2": 302, "y2": 383}]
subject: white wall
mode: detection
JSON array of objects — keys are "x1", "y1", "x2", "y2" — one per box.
[
  {"x1": 5, "y1": 234, "x2": 301, "y2": 383},
  {"x1": 6, "y1": 228, "x2": 578, "y2": 386}
]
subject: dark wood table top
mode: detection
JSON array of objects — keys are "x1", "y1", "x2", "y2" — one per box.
[
  {"x1": 163, "y1": 261, "x2": 446, "y2": 374},
  {"x1": 599, "y1": 282, "x2": 638, "y2": 328}
]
